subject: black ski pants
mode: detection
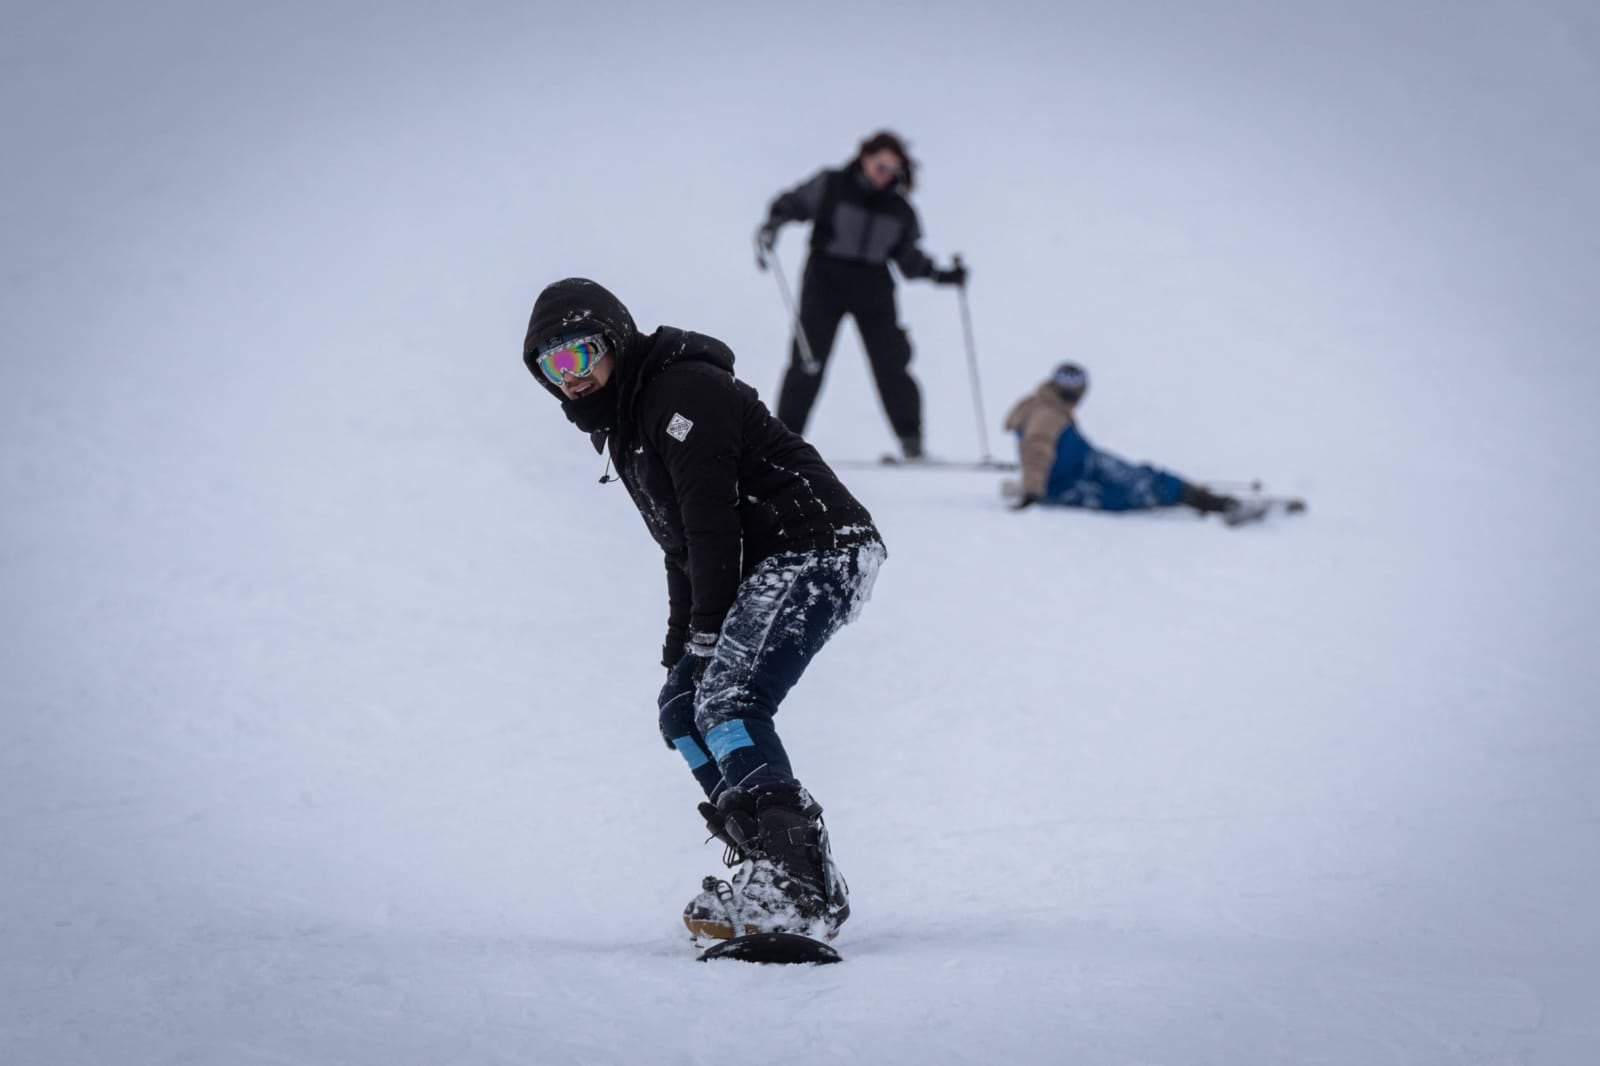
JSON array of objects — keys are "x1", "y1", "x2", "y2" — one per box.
[{"x1": 775, "y1": 256, "x2": 922, "y2": 444}]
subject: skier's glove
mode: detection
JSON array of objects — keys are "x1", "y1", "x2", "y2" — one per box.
[
  {"x1": 931, "y1": 262, "x2": 968, "y2": 286},
  {"x1": 1011, "y1": 492, "x2": 1041, "y2": 511},
  {"x1": 754, "y1": 223, "x2": 778, "y2": 269}
]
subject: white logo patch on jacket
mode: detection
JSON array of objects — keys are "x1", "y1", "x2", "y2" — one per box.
[{"x1": 666, "y1": 413, "x2": 694, "y2": 442}]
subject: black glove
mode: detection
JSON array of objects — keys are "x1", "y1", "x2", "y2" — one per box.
[
  {"x1": 931, "y1": 262, "x2": 968, "y2": 286},
  {"x1": 661, "y1": 625, "x2": 689, "y2": 669},
  {"x1": 754, "y1": 223, "x2": 778, "y2": 269},
  {"x1": 1011, "y1": 492, "x2": 1041, "y2": 511}
]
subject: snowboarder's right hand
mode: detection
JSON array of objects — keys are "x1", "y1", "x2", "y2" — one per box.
[
  {"x1": 754, "y1": 223, "x2": 778, "y2": 269},
  {"x1": 662, "y1": 625, "x2": 689, "y2": 669}
]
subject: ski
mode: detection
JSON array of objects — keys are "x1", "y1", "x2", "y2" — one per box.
[{"x1": 1222, "y1": 496, "x2": 1307, "y2": 526}]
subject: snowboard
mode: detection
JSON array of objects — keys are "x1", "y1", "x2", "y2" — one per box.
[{"x1": 697, "y1": 932, "x2": 842, "y2": 965}]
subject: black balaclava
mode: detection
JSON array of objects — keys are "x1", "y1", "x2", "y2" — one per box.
[
  {"x1": 560, "y1": 384, "x2": 618, "y2": 438},
  {"x1": 523, "y1": 278, "x2": 640, "y2": 443}
]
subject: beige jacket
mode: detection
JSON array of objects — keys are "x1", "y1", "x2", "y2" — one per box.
[{"x1": 1003, "y1": 383, "x2": 1079, "y2": 496}]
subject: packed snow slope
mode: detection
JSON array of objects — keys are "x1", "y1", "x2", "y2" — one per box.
[{"x1": 4, "y1": 3, "x2": 1598, "y2": 1064}]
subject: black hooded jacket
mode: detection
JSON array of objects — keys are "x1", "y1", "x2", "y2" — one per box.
[{"x1": 525, "y1": 279, "x2": 883, "y2": 665}]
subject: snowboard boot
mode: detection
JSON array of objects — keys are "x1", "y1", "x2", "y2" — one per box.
[
  {"x1": 682, "y1": 786, "x2": 849, "y2": 941},
  {"x1": 697, "y1": 799, "x2": 740, "y2": 855}
]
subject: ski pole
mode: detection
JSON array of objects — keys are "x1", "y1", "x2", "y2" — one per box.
[
  {"x1": 763, "y1": 248, "x2": 820, "y2": 375},
  {"x1": 952, "y1": 254, "x2": 994, "y2": 464}
]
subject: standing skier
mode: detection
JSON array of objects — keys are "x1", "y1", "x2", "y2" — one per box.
[
  {"x1": 1004, "y1": 363, "x2": 1272, "y2": 524},
  {"x1": 757, "y1": 130, "x2": 966, "y2": 460},
  {"x1": 523, "y1": 278, "x2": 886, "y2": 941}
]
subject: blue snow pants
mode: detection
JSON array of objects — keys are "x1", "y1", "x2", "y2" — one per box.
[
  {"x1": 1042, "y1": 425, "x2": 1186, "y2": 511},
  {"x1": 657, "y1": 542, "x2": 885, "y2": 799}
]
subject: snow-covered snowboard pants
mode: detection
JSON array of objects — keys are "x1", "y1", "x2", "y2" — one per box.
[{"x1": 658, "y1": 542, "x2": 885, "y2": 799}]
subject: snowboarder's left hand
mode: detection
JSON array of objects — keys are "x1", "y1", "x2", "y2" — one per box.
[
  {"x1": 1010, "y1": 492, "x2": 1041, "y2": 511},
  {"x1": 931, "y1": 262, "x2": 968, "y2": 286}
]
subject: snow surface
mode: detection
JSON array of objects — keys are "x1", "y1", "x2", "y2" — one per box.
[{"x1": 4, "y1": 2, "x2": 1599, "y2": 1063}]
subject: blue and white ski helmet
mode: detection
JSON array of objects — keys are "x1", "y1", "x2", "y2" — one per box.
[{"x1": 1051, "y1": 362, "x2": 1088, "y2": 402}]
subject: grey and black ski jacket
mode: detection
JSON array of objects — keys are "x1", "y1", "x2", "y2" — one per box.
[{"x1": 764, "y1": 163, "x2": 937, "y2": 279}]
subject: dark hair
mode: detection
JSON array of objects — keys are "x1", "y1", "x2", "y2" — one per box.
[{"x1": 854, "y1": 130, "x2": 916, "y2": 192}]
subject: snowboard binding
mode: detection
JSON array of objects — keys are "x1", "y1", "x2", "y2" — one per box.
[{"x1": 682, "y1": 787, "x2": 849, "y2": 942}]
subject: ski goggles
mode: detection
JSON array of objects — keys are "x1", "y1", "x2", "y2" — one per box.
[
  {"x1": 534, "y1": 334, "x2": 610, "y2": 385},
  {"x1": 865, "y1": 157, "x2": 905, "y2": 183}
]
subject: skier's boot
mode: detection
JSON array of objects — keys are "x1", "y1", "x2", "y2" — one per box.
[
  {"x1": 682, "y1": 786, "x2": 849, "y2": 941},
  {"x1": 1179, "y1": 482, "x2": 1236, "y2": 516},
  {"x1": 898, "y1": 436, "x2": 925, "y2": 461},
  {"x1": 1221, "y1": 497, "x2": 1272, "y2": 526}
]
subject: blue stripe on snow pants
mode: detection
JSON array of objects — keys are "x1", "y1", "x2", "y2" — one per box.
[{"x1": 657, "y1": 661, "x2": 723, "y2": 798}]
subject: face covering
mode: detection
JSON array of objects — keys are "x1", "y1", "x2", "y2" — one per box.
[{"x1": 560, "y1": 378, "x2": 618, "y2": 436}]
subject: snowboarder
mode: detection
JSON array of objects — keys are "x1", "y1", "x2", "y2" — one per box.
[
  {"x1": 756, "y1": 130, "x2": 967, "y2": 460},
  {"x1": 1003, "y1": 363, "x2": 1272, "y2": 524},
  {"x1": 523, "y1": 278, "x2": 887, "y2": 942}
]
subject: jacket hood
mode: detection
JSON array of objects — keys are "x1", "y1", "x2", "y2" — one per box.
[
  {"x1": 1029, "y1": 380, "x2": 1078, "y2": 412},
  {"x1": 523, "y1": 277, "x2": 640, "y2": 402},
  {"x1": 1004, "y1": 380, "x2": 1079, "y2": 433},
  {"x1": 522, "y1": 277, "x2": 738, "y2": 453},
  {"x1": 524, "y1": 277, "x2": 642, "y2": 445},
  {"x1": 619, "y1": 327, "x2": 734, "y2": 413},
  {"x1": 606, "y1": 326, "x2": 735, "y2": 453}
]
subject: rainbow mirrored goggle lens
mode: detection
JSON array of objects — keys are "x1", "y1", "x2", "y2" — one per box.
[{"x1": 535, "y1": 334, "x2": 609, "y2": 385}]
